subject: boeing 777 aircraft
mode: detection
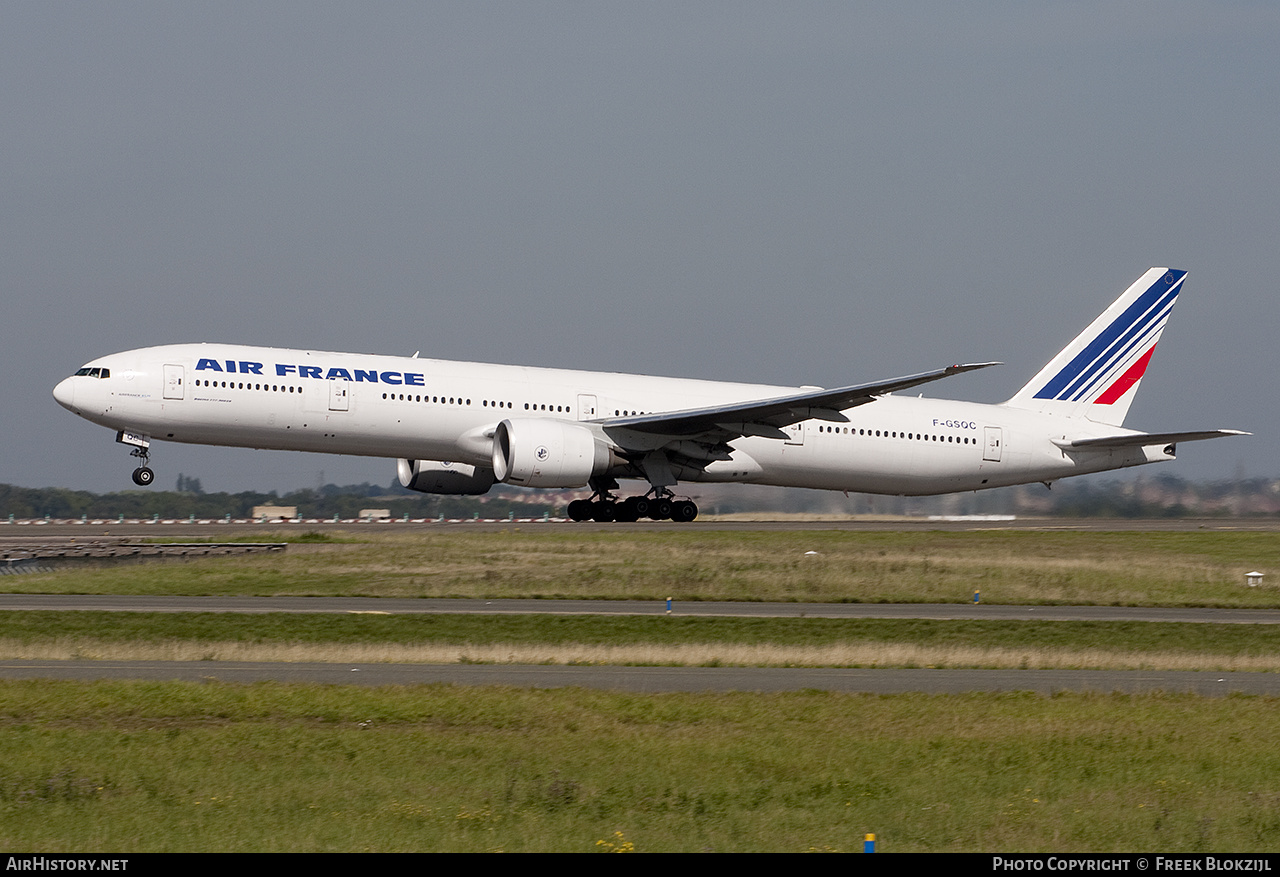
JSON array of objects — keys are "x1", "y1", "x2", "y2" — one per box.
[{"x1": 53, "y1": 268, "x2": 1245, "y2": 522}]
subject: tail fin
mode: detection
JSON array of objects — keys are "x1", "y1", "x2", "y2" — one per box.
[{"x1": 1004, "y1": 268, "x2": 1186, "y2": 427}]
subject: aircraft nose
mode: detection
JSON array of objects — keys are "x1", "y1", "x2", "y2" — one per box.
[{"x1": 52, "y1": 377, "x2": 77, "y2": 411}]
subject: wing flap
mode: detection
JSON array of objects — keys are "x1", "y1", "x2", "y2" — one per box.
[{"x1": 599, "y1": 362, "x2": 999, "y2": 442}]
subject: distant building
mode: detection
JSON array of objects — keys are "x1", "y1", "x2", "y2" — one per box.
[{"x1": 252, "y1": 505, "x2": 297, "y2": 521}]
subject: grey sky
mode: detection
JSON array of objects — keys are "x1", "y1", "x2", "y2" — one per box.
[{"x1": 4, "y1": 2, "x2": 1275, "y2": 494}]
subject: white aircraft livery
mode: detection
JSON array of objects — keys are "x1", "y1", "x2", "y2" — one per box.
[{"x1": 53, "y1": 268, "x2": 1246, "y2": 522}]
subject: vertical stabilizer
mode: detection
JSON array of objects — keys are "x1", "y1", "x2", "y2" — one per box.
[{"x1": 1004, "y1": 268, "x2": 1186, "y2": 427}]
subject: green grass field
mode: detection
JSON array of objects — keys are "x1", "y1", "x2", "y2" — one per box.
[
  {"x1": 8, "y1": 528, "x2": 1280, "y2": 606},
  {"x1": 2, "y1": 681, "x2": 1279, "y2": 852}
]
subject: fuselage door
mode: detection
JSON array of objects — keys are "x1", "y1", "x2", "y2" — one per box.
[
  {"x1": 983, "y1": 426, "x2": 1003, "y2": 462},
  {"x1": 329, "y1": 380, "x2": 350, "y2": 412},
  {"x1": 577, "y1": 394, "x2": 597, "y2": 421},
  {"x1": 784, "y1": 421, "x2": 806, "y2": 445},
  {"x1": 163, "y1": 364, "x2": 184, "y2": 400}
]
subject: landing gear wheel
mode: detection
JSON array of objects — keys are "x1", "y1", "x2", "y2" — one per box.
[
  {"x1": 648, "y1": 498, "x2": 673, "y2": 521},
  {"x1": 671, "y1": 500, "x2": 698, "y2": 522},
  {"x1": 567, "y1": 499, "x2": 592, "y2": 522},
  {"x1": 591, "y1": 501, "x2": 616, "y2": 522}
]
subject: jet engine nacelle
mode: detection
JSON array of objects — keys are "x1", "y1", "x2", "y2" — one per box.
[
  {"x1": 397, "y1": 458, "x2": 496, "y2": 495},
  {"x1": 491, "y1": 418, "x2": 613, "y2": 488}
]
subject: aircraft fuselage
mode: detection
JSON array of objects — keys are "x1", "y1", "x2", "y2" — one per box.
[{"x1": 53, "y1": 342, "x2": 1162, "y2": 497}]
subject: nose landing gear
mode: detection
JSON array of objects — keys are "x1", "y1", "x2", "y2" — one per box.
[
  {"x1": 129, "y1": 447, "x2": 154, "y2": 486},
  {"x1": 116, "y1": 430, "x2": 155, "y2": 487}
]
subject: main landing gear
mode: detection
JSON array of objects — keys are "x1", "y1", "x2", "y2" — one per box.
[{"x1": 566, "y1": 487, "x2": 698, "y2": 523}]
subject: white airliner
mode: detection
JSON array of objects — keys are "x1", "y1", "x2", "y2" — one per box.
[{"x1": 53, "y1": 268, "x2": 1245, "y2": 522}]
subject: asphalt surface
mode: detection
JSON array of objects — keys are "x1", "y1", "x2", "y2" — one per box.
[
  {"x1": 2, "y1": 660, "x2": 1277, "y2": 696},
  {"x1": 6, "y1": 517, "x2": 1280, "y2": 537},
  {"x1": 3, "y1": 594, "x2": 1280, "y2": 624}
]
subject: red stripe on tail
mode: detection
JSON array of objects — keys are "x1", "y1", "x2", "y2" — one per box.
[{"x1": 1095, "y1": 345, "x2": 1157, "y2": 405}]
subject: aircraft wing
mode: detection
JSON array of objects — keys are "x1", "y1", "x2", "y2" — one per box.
[
  {"x1": 1055, "y1": 429, "x2": 1250, "y2": 449},
  {"x1": 599, "y1": 362, "x2": 1000, "y2": 443}
]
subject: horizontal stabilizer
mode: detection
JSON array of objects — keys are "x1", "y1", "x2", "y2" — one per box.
[{"x1": 1053, "y1": 429, "x2": 1250, "y2": 450}]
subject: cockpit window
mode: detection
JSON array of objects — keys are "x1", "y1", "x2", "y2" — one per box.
[{"x1": 73, "y1": 367, "x2": 109, "y2": 378}]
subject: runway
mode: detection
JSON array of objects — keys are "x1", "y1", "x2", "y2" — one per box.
[
  {"x1": 1, "y1": 660, "x2": 1276, "y2": 695},
  {"x1": 3, "y1": 593, "x2": 1280, "y2": 624},
  {"x1": 7, "y1": 516, "x2": 1280, "y2": 537}
]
